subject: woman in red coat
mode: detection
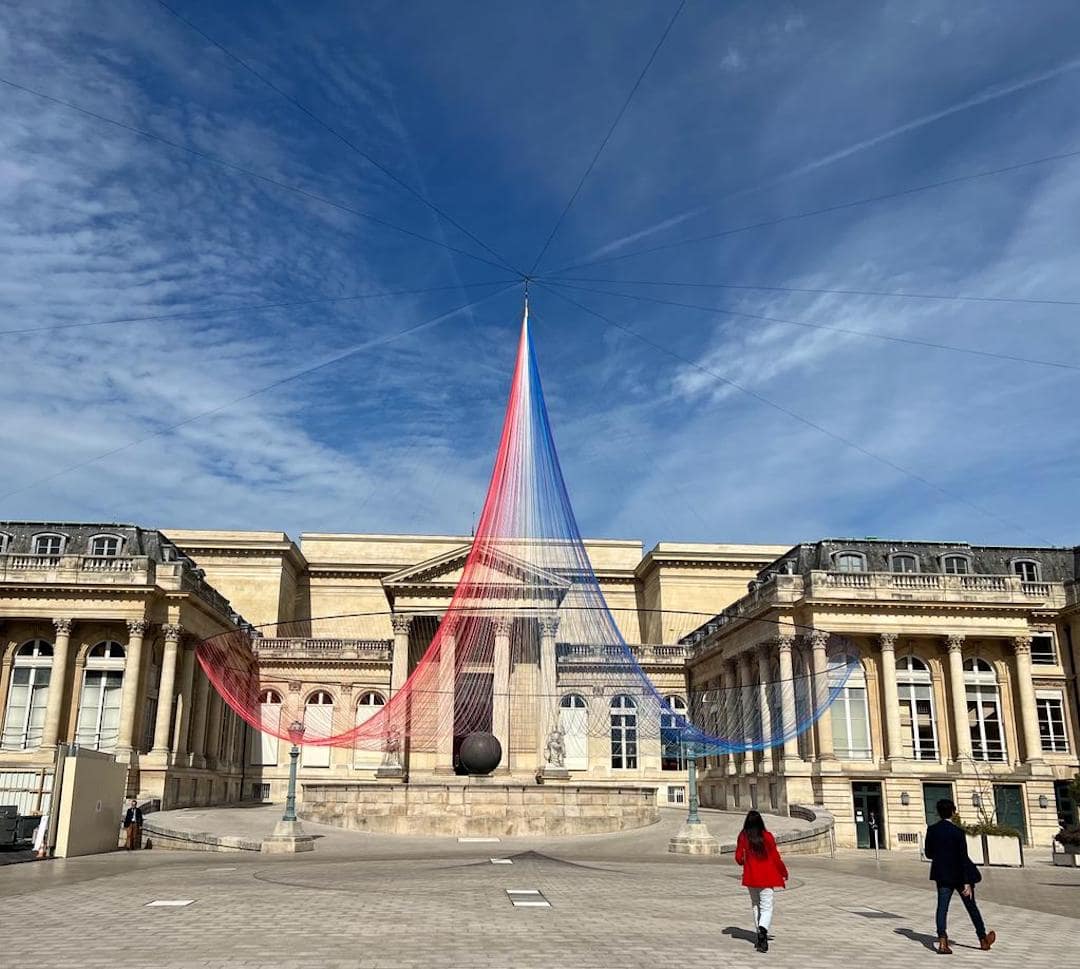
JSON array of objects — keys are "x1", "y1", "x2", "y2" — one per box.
[{"x1": 735, "y1": 810, "x2": 789, "y2": 953}]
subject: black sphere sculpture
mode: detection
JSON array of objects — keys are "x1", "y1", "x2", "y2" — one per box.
[{"x1": 458, "y1": 732, "x2": 502, "y2": 775}]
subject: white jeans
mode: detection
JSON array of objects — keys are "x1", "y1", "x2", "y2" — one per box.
[{"x1": 748, "y1": 887, "x2": 774, "y2": 932}]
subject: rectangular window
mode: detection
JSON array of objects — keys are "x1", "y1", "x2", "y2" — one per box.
[
  {"x1": 831, "y1": 686, "x2": 872, "y2": 759},
  {"x1": 1, "y1": 667, "x2": 51, "y2": 750},
  {"x1": 943, "y1": 556, "x2": 969, "y2": 574},
  {"x1": 1036, "y1": 692, "x2": 1069, "y2": 753},
  {"x1": 34, "y1": 535, "x2": 62, "y2": 556},
  {"x1": 1031, "y1": 635, "x2": 1057, "y2": 665},
  {"x1": 1012, "y1": 561, "x2": 1040, "y2": 582},
  {"x1": 91, "y1": 536, "x2": 120, "y2": 556},
  {"x1": 898, "y1": 690, "x2": 939, "y2": 760},
  {"x1": 891, "y1": 554, "x2": 918, "y2": 573},
  {"x1": 667, "y1": 785, "x2": 686, "y2": 804},
  {"x1": 967, "y1": 686, "x2": 1006, "y2": 762}
]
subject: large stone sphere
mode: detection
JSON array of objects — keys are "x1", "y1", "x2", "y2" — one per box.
[{"x1": 458, "y1": 732, "x2": 502, "y2": 775}]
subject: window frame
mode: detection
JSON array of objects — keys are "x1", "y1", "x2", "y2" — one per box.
[
  {"x1": 1, "y1": 640, "x2": 53, "y2": 751},
  {"x1": 610, "y1": 694, "x2": 638, "y2": 770},
  {"x1": 0, "y1": 532, "x2": 11, "y2": 554},
  {"x1": 896, "y1": 655, "x2": 940, "y2": 761},
  {"x1": 1030, "y1": 633, "x2": 1057, "y2": 665},
  {"x1": 75, "y1": 641, "x2": 126, "y2": 751},
  {"x1": 660, "y1": 694, "x2": 688, "y2": 771},
  {"x1": 941, "y1": 553, "x2": 972, "y2": 575},
  {"x1": 828, "y1": 654, "x2": 872, "y2": 759},
  {"x1": 1036, "y1": 690, "x2": 1070, "y2": 753},
  {"x1": 88, "y1": 533, "x2": 124, "y2": 557},
  {"x1": 964, "y1": 658, "x2": 1007, "y2": 762},
  {"x1": 889, "y1": 553, "x2": 920, "y2": 574},
  {"x1": 32, "y1": 532, "x2": 66, "y2": 557},
  {"x1": 832, "y1": 550, "x2": 868, "y2": 573},
  {"x1": 1010, "y1": 558, "x2": 1041, "y2": 583}
]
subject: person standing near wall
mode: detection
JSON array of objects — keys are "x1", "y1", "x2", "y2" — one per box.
[
  {"x1": 122, "y1": 799, "x2": 143, "y2": 851},
  {"x1": 735, "y1": 810, "x2": 789, "y2": 953}
]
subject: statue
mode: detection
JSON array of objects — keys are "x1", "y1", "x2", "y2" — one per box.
[
  {"x1": 381, "y1": 730, "x2": 402, "y2": 768},
  {"x1": 543, "y1": 726, "x2": 565, "y2": 768}
]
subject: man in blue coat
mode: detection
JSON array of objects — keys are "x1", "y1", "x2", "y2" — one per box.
[{"x1": 923, "y1": 799, "x2": 996, "y2": 954}]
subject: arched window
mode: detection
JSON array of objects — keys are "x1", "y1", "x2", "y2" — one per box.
[
  {"x1": 890, "y1": 553, "x2": 919, "y2": 574},
  {"x1": 559, "y1": 694, "x2": 588, "y2": 770},
  {"x1": 1, "y1": 640, "x2": 53, "y2": 750},
  {"x1": 1011, "y1": 559, "x2": 1040, "y2": 583},
  {"x1": 964, "y1": 658, "x2": 1005, "y2": 762},
  {"x1": 88, "y1": 534, "x2": 123, "y2": 557},
  {"x1": 33, "y1": 533, "x2": 65, "y2": 557},
  {"x1": 610, "y1": 694, "x2": 638, "y2": 769},
  {"x1": 834, "y1": 551, "x2": 867, "y2": 573},
  {"x1": 302, "y1": 690, "x2": 334, "y2": 767},
  {"x1": 353, "y1": 691, "x2": 386, "y2": 768},
  {"x1": 75, "y1": 641, "x2": 125, "y2": 750},
  {"x1": 942, "y1": 554, "x2": 971, "y2": 575},
  {"x1": 661, "y1": 695, "x2": 688, "y2": 770},
  {"x1": 251, "y1": 688, "x2": 283, "y2": 766},
  {"x1": 896, "y1": 656, "x2": 938, "y2": 760},
  {"x1": 828, "y1": 655, "x2": 871, "y2": 759}
]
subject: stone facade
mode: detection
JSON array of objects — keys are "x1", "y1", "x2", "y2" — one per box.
[{"x1": 682, "y1": 539, "x2": 1080, "y2": 850}]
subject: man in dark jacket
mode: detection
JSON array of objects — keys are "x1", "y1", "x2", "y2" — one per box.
[
  {"x1": 122, "y1": 799, "x2": 143, "y2": 851},
  {"x1": 923, "y1": 799, "x2": 995, "y2": 954}
]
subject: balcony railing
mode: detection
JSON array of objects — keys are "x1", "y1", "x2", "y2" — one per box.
[
  {"x1": 557, "y1": 642, "x2": 689, "y2": 664},
  {"x1": 253, "y1": 638, "x2": 393, "y2": 661}
]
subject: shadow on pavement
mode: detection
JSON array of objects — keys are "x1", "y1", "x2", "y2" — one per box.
[
  {"x1": 895, "y1": 928, "x2": 981, "y2": 952},
  {"x1": 721, "y1": 926, "x2": 758, "y2": 946}
]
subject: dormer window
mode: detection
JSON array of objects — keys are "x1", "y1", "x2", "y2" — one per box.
[
  {"x1": 942, "y1": 554, "x2": 970, "y2": 575},
  {"x1": 0, "y1": 532, "x2": 11, "y2": 554},
  {"x1": 890, "y1": 553, "x2": 919, "y2": 574},
  {"x1": 33, "y1": 533, "x2": 64, "y2": 556},
  {"x1": 1011, "y1": 559, "x2": 1040, "y2": 583},
  {"x1": 89, "y1": 535, "x2": 122, "y2": 557},
  {"x1": 833, "y1": 551, "x2": 867, "y2": 573}
]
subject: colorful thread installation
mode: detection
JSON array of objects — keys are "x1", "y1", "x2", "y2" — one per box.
[{"x1": 197, "y1": 301, "x2": 855, "y2": 761}]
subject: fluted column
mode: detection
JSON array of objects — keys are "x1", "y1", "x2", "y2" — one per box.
[
  {"x1": 492, "y1": 616, "x2": 512, "y2": 770},
  {"x1": 947, "y1": 634, "x2": 971, "y2": 763},
  {"x1": 41, "y1": 618, "x2": 72, "y2": 749},
  {"x1": 189, "y1": 666, "x2": 211, "y2": 767},
  {"x1": 738, "y1": 652, "x2": 756, "y2": 774},
  {"x1": 1012, "y1": 635, "x2": 1045, "y2": 766},
  {"x1": 810, "y1": 630, "x2": 835, "y2": 760},
  {"x1": 116, "y1": 619, "x2": 147, "y2": 756},
  {"x1": 390, "y1": 614, "x2": 412, "y2": 698},
  {"x1": 436, "y1": 618, "x2": 457, "y2": 769},
  {"x1": 173, "y1": 638, "x2": 197, "y2": 763},
  {"x1": 757, "y1": 646, "x2": 774, "y2": 772},
  {"x1": 537, "y1": 614, "x2": 560, "y2": 768},
  {"x1": 776, "y1": 635, "x2": 801, "y2": 765},
  {"x1": 205, "y1": 689, "x2": 224, "y2": 770},
  {"x1": 150, "y1": 624, "x2": 182, "y2": 756},
  {"x1": 879, "y1": 633, "x2": 904, "y2": 762},
  {"x1": 725, "y1": 660, "x2": 739, "y2": 776}
]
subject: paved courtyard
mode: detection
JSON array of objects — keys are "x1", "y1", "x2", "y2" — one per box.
[{"x1": 1, "y1": 808, "x2": 1076, "y2": 968}]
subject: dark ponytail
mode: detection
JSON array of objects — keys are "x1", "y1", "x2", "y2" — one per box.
[{"x1": 743, "y1": 810, "x2": 767, "y2": 858}]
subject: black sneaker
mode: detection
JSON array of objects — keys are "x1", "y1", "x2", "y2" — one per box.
[{"x1": 756, "y1": 927, "x2": 769, "y2": 953}]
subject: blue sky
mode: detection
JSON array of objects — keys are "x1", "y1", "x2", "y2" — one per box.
[{"x1": 1, "y1": 0, "x2": 1079, "y2": 550}]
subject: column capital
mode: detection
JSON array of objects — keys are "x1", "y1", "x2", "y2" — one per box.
[
  {"x1": 53, "y1": 617, "x2": 73, "y2": 636},
  {"x1": 1012, "y1": 634, "x2": 1033, "y2": 655},
  {"x1": 390, "y1": 614, "x2": 413, "y2": 635},
  {"x1": 126, "y1": 618, "x2": 149, "y2": 637},
  {"x1": 492, "y1": 616, "x2": 514, "y2": 636},
  {"x1": 538, "y1": 613, "x2": 560, "y2": 637},
  {"x1": 809, "y1": 629, "x2": 830, "y2": 650},
  {"x1": 774, "y1": 634, "x2": 795, "y2": 653},
  {"x1": 162, "y1": 623, "x2": 183, "y2": 643},
  {"x1": 946, "y1": 633, "x2": 965, "y2": 653},
  {"x1": 879, "y1": 632, "x2": 898, "y2": 651}
]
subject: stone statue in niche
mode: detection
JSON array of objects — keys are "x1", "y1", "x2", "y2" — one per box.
[
  {"x1": 381, "y1": 730, "x2": 402, "y2": 768},
  {"x1": 544, "y1": 726, "x2": 566, "y2": 768}
]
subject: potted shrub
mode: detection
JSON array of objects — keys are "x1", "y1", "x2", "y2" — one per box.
[
  {"x1": 950, "y1": 813, "x2": 986, "y2": 865},
  {"x1": 965, "y1": 821, "x2": 1023, "y2": 867},
  {"x1": 1053, "y1": 825, "x2": 1080, "y2": 868}
]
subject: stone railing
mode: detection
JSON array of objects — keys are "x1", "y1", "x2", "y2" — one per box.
[
  {"x1": 253, "y1": 638, "x2": 393, "y2": 661},
  {"x1": 556, "y1": 642, "x2": 690, "y2": 665},
  {"x1": 809, "y1": 570, "x2": 1065, "y2": 605},
  {"x1": 0, "y1": 552, "x2": 154, "y2": 584}
]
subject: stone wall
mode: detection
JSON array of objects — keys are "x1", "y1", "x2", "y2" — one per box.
[{"x1": 301, "y1": 781, "x2": 659, "y2": 837}]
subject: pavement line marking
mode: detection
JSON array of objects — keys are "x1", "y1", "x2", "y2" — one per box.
[
  {"x1": 490, "y1": 858, "x2": 513, "y2": 864},
  {"x1": 146, "y1": 900, "x2": 195, "y2": 907},
  {"x1": 511, "y1": 900, "x2": 551, "y2": 907},
  {"x1": 458, "y1": 836, "x2": 500, "y2": 843},
  {"x1": 205, "y1": 867, "x2": 237, "y2": 872},
  {"x1": 507, "y1": 889, "x2": 542, "y2": 895}
]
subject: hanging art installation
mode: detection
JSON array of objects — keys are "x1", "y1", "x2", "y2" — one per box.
[{"x1": 197, "y1": 301, "x2": 855, "y2": 772}]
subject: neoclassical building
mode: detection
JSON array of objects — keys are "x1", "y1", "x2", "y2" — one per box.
[
  {"x1": 2, "y1": 522, "x2": 1077, "y2": 851},
  {"x1": 682, "y1": 540, "x2": 1080, "y2": 849}
]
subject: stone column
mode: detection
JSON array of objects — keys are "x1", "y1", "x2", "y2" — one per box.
[
  {"x1": 879, "y1": 632, "x2": 904, "y2": 762},
  {"x1": 41, "y1": 618, "x2": 72, "y2": 749},
  {"x1": 946, "y1": 634, "x2": 971, "y2": 763},
  {"x1": 0, "y1": 623, "x2": 11, "y2": 729},
  {"x1": 757, "y1": 646, "x2": 774, "y2": 773},
  {"x1": 1012, "y1": 635, "x2": 1045, "y2": 766},
  {"x1": 725, "y1": 660, "x2": 739, "y2": 776},
  {"x1": 116, "y1": 619, "x2": 148, "y2": 756},
  {"x1": 492, "y1": 616, "x2": 513, "y2": 770},
  {"x1": 810, "y1": 630, "x2": 835, "y2": 761},
  {"x1": 189, "y1": 667, "x2": 211, "y2": 767},
  {"x1": 738, "y1": 652, "x2": 756, "y2": 774},
  {"x1": 173, "y1": 638, "x2": 197, "y2": 763},
  {"x1": 390, "y1": 614, "x2": 412, "y2": 698},
  {"x1": 776, "y1": 635, "x2": 801, "y2": 766},
  {"x1": 537, "y1": 614, "x2": 560, "y2": 769},
  {"x1": 205, "y1": 689, "x2": 224, "y2": 770},
  {"x1": 150, "y1": 624, "x2": 182, "y2": 757},
  {"x1": 436, "y1": 618, "x2": 457, "y2": 770}
]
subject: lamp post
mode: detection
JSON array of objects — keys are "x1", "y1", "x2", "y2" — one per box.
[
  {"x1": 283, "y1": 720, "x2": 305, "y2": 823},
  {"x1": 686, "y1": 741, "x2": 701, "y2": 825}
]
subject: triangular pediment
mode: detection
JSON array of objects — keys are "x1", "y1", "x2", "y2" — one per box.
[{"x1": 381, "y1": 542, "x2": 570, "y2": 593}]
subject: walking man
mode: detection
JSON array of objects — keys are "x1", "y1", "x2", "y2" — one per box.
[
  {"x1": 122, "y1": 798, "x2": 143, "y2": 851},
  {"x1": 924, "y1": 799, "x2": 995, "y2": 954}
]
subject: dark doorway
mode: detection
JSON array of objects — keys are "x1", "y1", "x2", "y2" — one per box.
[
  {"x1": 853, "y1": 781, "x2": 885, "y2": 849},
  {"x1": 922, "y1": 783, "x2": 954, "y2": 826},
  {"x1": 1055, "y1": 779, "x2": 1077, "y2": 828},
  {"x1": 993, "y1": 784, "x2": 1027, "y2": 843},
  {"x1": 453, "y1": 672, "x2": 493, "y2": 773}
]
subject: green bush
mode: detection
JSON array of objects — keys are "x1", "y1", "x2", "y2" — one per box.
[
  {"x1": 962, "y1": 822, "x2": 1021, "y2": 838},
  {"x1": 1055, "y1": 824, "x2": 1080, "y2": 849}
]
